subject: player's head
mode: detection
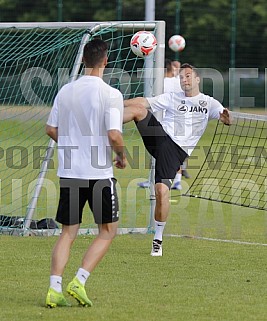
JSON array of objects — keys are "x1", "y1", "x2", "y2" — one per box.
[
  {"x1": 164, "y1": 59, "x2": 173, "y2": 76},
  {"x1": 179, "y1": 63, "x2": 200, "y2": 95},
  {"x1": 179, "y1": 63, "x2": 199, "y2": 77},
  {"x1": 83, "y1": 38, "x2": 108, "y2": 68}
]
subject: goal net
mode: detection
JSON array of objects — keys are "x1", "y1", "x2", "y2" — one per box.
[
  {"x1": 184, "y1": 111, "x2": 267, "y2": 211},
  {"x1": 0, "y1": 21, "x2": 165, "y2": 235}
]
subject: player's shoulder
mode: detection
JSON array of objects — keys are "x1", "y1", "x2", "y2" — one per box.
[
  {"x1": 198, "y1": 92, "x2": 221, "y2": 104},
  {"x1": 161, "y1": 91, "x2": 185, "y2": 104},
  {"x1": 58, "y1": 75, "x2": 86, "y2": 92},
  {"x1": 87, "y1": 77, "x2": 123, "y2": 99},
  {"x1": 104, "y1": 82, "x2": 123, "y2": 99},
  {"x1": 58, "y1": 80, "x2": 73, "y2": 93},
  {"x1": 199, "y1": 93, "x2": 224, "y2": 112},
  {"x1": 173, "y1": 91, "x2": 186, "y2": 99},
  {"x1": 99, "y1": 78, "x2": 124, "y2": 104},
  {"x1": 197, "y1": 92, "x2": 211, "y2": 100}
]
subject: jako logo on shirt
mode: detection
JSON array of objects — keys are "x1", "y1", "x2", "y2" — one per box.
[
  {"x1": 177, "y1": 104, "x2": 208, "y2": 114},
  {"x1": 177, "y1": 105, "x2": 188, "y2": 114}
]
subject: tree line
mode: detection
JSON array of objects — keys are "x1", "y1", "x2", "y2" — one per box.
[{"x1": 1, "y1": 0, "x2": 267, "y2": 69}]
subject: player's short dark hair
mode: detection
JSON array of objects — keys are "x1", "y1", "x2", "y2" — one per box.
[
  {"x1": 165, "y1": 58, "x2": 173, "y2": 73},
  {"x1": 83, "y1": 38, "x2": 108, "y2": 67},
  {"x1": 179, "y1": 63, "x2": 199, "y2": 77}
]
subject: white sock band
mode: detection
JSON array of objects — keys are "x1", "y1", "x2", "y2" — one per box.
[
  {"x1": 173, "y1": 173, "x2": 182, "y2": 184},
  {"x1": 76, "y1": 268, "x2": 90, "y2": 286},
  {"x1": 154, "y1": 220, "x2": 166, "y2": 241},
  {"x1": 50, "y1": 275, "x2": 62, "y2": 293}
]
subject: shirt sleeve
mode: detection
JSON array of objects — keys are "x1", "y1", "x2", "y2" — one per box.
[
  {"x1": 146, "y1": 93, "x2": 171, "y2": 113},
  {"x1": 46, "y1": 94, "x2": 59, "y2": 127},
  {"x1": 209, "y1": 97, "x2": 224, "y2": 120},
  {"x1": 105, "y1": 88, "x2": 124, "y2": 132}
]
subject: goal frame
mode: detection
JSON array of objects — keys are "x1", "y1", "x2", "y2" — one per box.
[{"x1": 0, "y1": 21, "x2": 165, "y2": 235}]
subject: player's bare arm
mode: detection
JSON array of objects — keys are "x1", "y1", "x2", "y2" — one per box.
[
  {"x1": 108, "y1": 129, "x2": 126, "y2": 169},
  {"x1": 219, "y1": 108, "x2": 232, "y2": 126},
  {"x1": 46, "y1": 125, "x2": 58, "y2": 142}
]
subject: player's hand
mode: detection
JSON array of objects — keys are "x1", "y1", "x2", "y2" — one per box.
[
  {"x1": 114, "y1": 154, "x2": 127, "y2": 169},
  {"x1": 220, "y1": 108, "x2": 232, "y2": 125}
]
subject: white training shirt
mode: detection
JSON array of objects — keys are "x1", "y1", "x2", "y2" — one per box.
[
  {"x1": 164, "y1": 76, "x2": 182, "y2": 93},
  {"x1": 47, "y1": 76, "x2": 123, "y2": 179},
  {"x1": 147, "y1": 91, "x2": 224, "y2": 155}
]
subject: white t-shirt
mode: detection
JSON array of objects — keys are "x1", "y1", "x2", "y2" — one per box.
[
  {"x1": 47, "y1": 76, "x2": 123, "y2": 179},
  {"x1": 147, "y1": 92, "x2": 224, "y2": 155},
  {"x1": 164, "y1": 77, "x2": 182, "y2": 93}
]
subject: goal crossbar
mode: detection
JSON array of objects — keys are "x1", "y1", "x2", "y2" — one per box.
[{"x1": 0, "y1": 21, "x2": 160, "y2": 31}]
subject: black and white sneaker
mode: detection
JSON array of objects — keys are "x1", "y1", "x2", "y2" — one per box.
[{"x1": 150, "y1": 239, "x2": 162, "y2": 256}]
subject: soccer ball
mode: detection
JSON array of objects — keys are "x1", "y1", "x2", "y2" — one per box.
[
  {"x1": 130, "y1": 31, "x2": 157, "y2": 58},
  {"x1": 168, "y1": 35, "x2": 186, "y2": 52}
]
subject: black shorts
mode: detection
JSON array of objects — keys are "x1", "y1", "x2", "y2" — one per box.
[
  {"x1": 136, "y1": 111, "x2": 188, "y2": 188},
  {"x1": 56, "y1": 178, "x2": 119, "y2": 225}
]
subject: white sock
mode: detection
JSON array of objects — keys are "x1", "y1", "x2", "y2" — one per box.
[
  {"x1": 50, "y1": 275, "x2": 62, "y2": 293},
  {"x1": 76, "y1": 268, "x2": 90, "y2": 286},
  {"x1": 173, "y1": 173, "x2": 182, "y2": 184},
  {"x1": 154, "y1": 220, "x2": 166, "y2": 241}
]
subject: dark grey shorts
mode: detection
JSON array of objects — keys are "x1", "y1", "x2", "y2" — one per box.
[
  {"x1": 56, "y1": 178, "x2": 119, "y2": 225},
  {"x1": 136, "y1": 111, "x2": 188, "y2": 188}
]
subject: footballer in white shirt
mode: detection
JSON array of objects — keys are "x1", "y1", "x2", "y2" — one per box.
[
  {"x1": 137, "y1": 59, "x2": 184, "y2": 190},
  {"x1": 124, "y1": 63, "x2": 231, "y2": 256},
  {"x1": 45, "y1": 39, "x2": 126, "y2": 308}
]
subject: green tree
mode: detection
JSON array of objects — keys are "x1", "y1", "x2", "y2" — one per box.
[{"x1": 1, "y1": 0, "x2": 267, "y2": 69}]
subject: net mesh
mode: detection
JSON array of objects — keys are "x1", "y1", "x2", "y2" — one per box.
[
  {"x1": 184, "y1": 112, "x2": 267, "y2": 210},
  {"x1": 0, "y1": 22, "x2": 161, "y2": 234}
]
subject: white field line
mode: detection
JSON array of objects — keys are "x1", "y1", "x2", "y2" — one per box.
[
  {"x1": 2, "y1": 226, "x2": 267, "y2": 246},
  {"x1": 166, "y1": 234, "x2": 267, "y2": 246}
]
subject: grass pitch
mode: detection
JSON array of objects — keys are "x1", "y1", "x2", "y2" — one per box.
[
  {"x1": 0, "y1": 234, "x2": 266, "y2": 321},
  {"x1": 0, "y1": 109, "x2": 266, "y2": 320}
]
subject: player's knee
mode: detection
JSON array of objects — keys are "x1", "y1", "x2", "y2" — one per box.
[
  {"x1": 99, "y1": 222, "x2": 118, "y2": 239},
  {"x1": 134, "y1": 104, "x2": 147, "y2": 122},
  {"x1": 155, "y1": 183, "x2": 169, "y2": 202}
]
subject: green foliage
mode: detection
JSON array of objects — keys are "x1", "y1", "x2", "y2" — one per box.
[{"x1": 1, "y1": 0, "x2": 267, "y2": 69}]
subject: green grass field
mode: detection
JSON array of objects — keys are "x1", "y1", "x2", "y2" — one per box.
[
  {"x1": 1, "y1": 235, "x2": 267, "y2": 321},
  {"x1": 0, "y1": 111, "x2": 267, "y2": 320}
]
